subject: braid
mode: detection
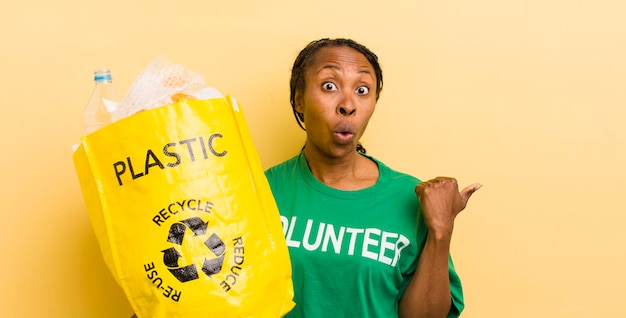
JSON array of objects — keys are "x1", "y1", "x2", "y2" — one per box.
[{"x1": 356, "y1": 143, "x2": 366, "y2": 154}]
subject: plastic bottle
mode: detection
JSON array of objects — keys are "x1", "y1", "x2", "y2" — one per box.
[{"x1": 84, "y1": 69, "x2": 119, "y2": 133}]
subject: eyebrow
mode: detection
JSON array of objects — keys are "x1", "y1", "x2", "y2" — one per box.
[{"x1": 317, "y1": 64, "x2": 374, "y2": 76}]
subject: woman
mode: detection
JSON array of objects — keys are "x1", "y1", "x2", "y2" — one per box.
[{"x1": 265, "y1": 38, "x2": 481, "y2": 318}]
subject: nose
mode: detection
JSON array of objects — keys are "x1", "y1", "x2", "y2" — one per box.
[{"x1": 337, "y1": 91, "x2": 356, "y2": 116}]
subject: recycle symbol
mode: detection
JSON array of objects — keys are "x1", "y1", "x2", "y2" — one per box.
[{"x1": 161, "y1": 217, "x2": 225, "y2": 282}]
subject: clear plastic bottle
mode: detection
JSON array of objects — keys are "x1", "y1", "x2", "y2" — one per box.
[{"x1": 84, "y1": 69, "x2": 119, "y2": 133}]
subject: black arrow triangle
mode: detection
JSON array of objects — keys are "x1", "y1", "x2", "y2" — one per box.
[
  {"x1": 161, "y1": 247, "x2": 181, "y2": 267},
  {"x1": 202, "y1": 255, "x2": 225, "y2": 277},
  {"x1": 182, "y1": 217, "x2": 208, "y2": 236},
  {"x1": 204, "y1": 233, "x2": 225, "y2": 256},
  {"x1": 167, "y1": 223, "x2": 186, "y2": 245},
  {"x1": 169, "y1": 265, "x2": 199, "y2": 282}
]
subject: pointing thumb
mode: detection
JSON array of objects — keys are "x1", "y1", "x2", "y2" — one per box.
[{"x1": 461, "y1": 183, "x2": 482, "y2": 204}]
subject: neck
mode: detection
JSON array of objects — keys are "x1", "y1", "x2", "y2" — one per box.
[{"x1": 303, "y1": 147, "x2": 378, "y2": 190}]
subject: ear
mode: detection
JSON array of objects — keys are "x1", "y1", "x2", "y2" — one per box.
[{"x1": 294, "y1": 91, "x2": 304, "y2": 114}]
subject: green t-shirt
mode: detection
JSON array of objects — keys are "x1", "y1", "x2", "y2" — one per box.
[{"x1": 265, "y1": 152, "x2": 464, "y2": 318}]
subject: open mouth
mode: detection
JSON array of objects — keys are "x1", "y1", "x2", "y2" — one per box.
[
  {"x1": 333, "y1": 130, "x2": 354, "y2": 144},
  {"x1": 333, "y1": 122, "x2": 356, "y2": 144}
]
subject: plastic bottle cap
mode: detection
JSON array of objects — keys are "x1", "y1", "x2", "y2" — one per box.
[{"x1": 94, "y1": 69, "x2": 112, "y2": 82}]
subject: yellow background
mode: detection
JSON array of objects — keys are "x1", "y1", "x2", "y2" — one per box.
[{"x1": 1, "y1": 0, "x2": 624, "y2": 317}]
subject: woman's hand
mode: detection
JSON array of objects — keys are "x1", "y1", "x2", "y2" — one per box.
[{"x1": 415, "y1": 177, "x2": 481, "y2": 238}]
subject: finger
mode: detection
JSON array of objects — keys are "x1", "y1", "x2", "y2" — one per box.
[
  {"x1": 415, "y1": 179, "x2": 435, "y2": 191},
  {"x1": 432, "y1": 176, "x2": 449, "y2": 183},
  {"x1": 460, "y1": 183, "x2": 482, "y2": 203},
  {"x1": 416, "y1": 177, "x2": 446, "y2": 190}
]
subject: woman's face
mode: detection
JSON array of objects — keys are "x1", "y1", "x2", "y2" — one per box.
[{"x1": 295, "y1": 46, "x2": 377, "y2": 159}]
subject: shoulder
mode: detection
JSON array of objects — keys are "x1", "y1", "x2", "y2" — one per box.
[{"x1": 264, "y1": 154, "x2": 301, "y2": 184}]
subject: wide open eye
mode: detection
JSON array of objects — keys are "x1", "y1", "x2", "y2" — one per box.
[
  {"x1": 355, "y1": 86, "x2": 369, "y2": 95},
  {"x1": 322, "y1": 82, "x2": 337, "y2": 91}
]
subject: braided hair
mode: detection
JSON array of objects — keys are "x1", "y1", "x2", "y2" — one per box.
[{"x1": 289, "y1": 38, "x2": 384, "y2": 154}]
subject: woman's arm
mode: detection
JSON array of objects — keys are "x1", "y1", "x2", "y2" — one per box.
[{"x1": 399, "y1": 177, "x2": 480, "y2": 318}]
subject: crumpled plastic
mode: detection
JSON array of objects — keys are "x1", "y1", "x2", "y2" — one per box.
[{"x1": 112, "y1": 55, "x2": 205, "y2": 121}]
